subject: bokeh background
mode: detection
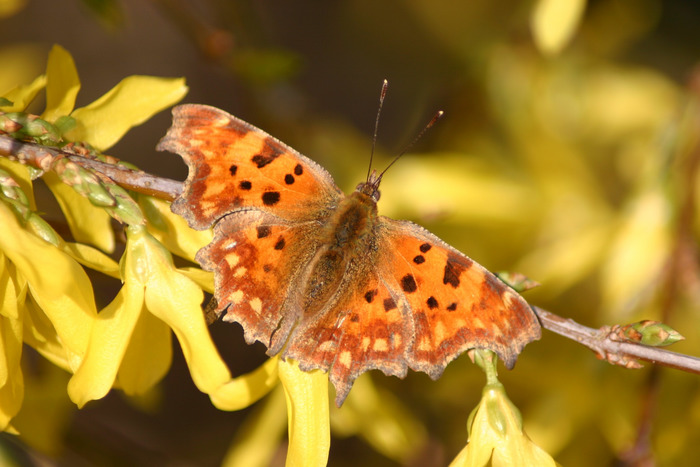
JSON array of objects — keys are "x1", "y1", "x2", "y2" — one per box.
[{"x1": 2, "y1": 0, "x2": 700, "y2": 465}]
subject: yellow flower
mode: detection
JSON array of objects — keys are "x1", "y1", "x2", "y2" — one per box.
[
  {"x1": 2, "y1": 44, "x2": 188, "y2": 253},
  {"x1": 450, "y1": 381, "x2": 559, "y2": 467},
  {"x1": 278, "y1": 358, "x2": 331, "y2": 466},
  {"x1": 530, "y1": 0, "x2": 586, "y2": 55},
  {"x1": 0, "y1": 192, "x2": 96, "y2": 372},
  {"x1": 0, "y1": 183, "x2": 96, "y2": 431},
  {"x1": 139, "y1": 195, "x2": 213, "y2": 264},
  {"x1": 1, "y1": 44, "x2": 188, "y2": 435},
  {"x1": 68, "y1": 224, "x2": 230, "y2": 406},
  {"x1": 0, "y1": 247, "x2": 24, "y2": 432},
  {"x1": 211, "y1": 357, "x2": 330, "y2": 466}
]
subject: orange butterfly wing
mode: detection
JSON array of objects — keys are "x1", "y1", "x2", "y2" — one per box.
[
  {"x1": 158, "y1": 104, "x2": 344, "y2": 351},
  {"x1": 282, "y1": 216, "x2": 541, "y2": 405},
  {"x1": 284, "y1": 270, "x2": 412, "y2": 404},
  {"x1": 197, "y1": 210, "x2": 328, "y2": 353},
  {"x1": 157, "y1": 104, "x2": 342, "y2": 229},
  {"x1": 377, "y1": 218, "x2": 541, "y2": 376}
]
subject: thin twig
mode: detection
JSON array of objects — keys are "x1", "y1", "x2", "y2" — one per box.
[
  {"x1": 0, "y1": 135, "x2": 182, "y2": 200},
  {"x1": 534, "y1": 307, "x2": 700, "y2": 374},
  {"x1": 2, "y1": 133, "x2": 700, "y2": 377}
]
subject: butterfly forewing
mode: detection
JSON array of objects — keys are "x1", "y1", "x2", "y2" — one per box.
[{"x1": 157, "y1": 104, "x2": 342, "y2": 230}]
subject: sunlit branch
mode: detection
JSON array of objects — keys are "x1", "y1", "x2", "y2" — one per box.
[
  {"x1": 0, "y1": 135, "x2": 182, "y2": 201},
  {"x1": 534, "y1": 307, "x2": 700, "y2": 374}
]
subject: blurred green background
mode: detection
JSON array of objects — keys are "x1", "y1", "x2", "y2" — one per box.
[{"x1": 1, "y1": 0, "x2": 700, "y2": 465}]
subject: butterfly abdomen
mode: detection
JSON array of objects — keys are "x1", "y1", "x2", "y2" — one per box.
[{"x1": 301, "y1": 191, "x2": 379, "y2": 315}]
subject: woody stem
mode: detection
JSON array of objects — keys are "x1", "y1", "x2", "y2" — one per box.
[{"x1": 533, "y1": 307, "x2": 700, "y2": 374}]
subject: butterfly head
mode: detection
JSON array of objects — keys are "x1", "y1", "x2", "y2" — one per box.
[{"x1": 356, "y1": 169, "x2": 382, "y2": 202}]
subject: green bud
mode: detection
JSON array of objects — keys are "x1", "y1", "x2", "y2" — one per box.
[
  {"x1": 621, "y1": 320, "x2": 685, "y2": 347},
  {"x1": 106, "y1": 185, "x2": 145, "y2": 226},
  {"x1": 56, "y1": 159, "x2": 116, "y2": 207},
  {"x1": 85, "y1": 180, "x2": 118, "y2": 207},
  {"x1": 26, "y1": 213, "x2": 62, "y2": 246},
  {"x1": 0, "y1": 112, "x2": 24, "y2": 133},
  {"x1": 54, "y1": 115, "x2": 76, "y2": 135},
  {"x1": 0, "y1": 169, "x2": 30, "y2": 207}
]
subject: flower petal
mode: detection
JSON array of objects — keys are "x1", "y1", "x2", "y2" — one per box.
[
  {"x1": 44, "y1": 171, "x2": 115, "y2": 253},
  {"x1": 117, "y1": 302, "x2": 172, "y2": 395},
  {"x1": 66, "y1": 76, "x2": 188, "y2": 151},
  {"x1": 0, "y1": 269, "x2": 23, "y2": 431},
  {"x1": 450, "y1": 384, "x2": 558, "y2": 467},
  {"x1": 140, "y1": 196, "x2": 212, "y2": 262},
  {"x1": 531, "y1": 0, "x2": 586, "y2": 55},
  {"x1": 0, "y1": 250, "x2": 23, "y2": 322},
  {"x1": 42, "y1": 44, "x2": 81, "y2": 122},
  {"x1": 67, "y1": 278, "x2": 145, "y2": 407},
  {"x1": 22, "y1": 296, "x2": 71, "y2": 372},
  {"x1": 0, "y1": 202, "x2": 96, "y2": 371},
  {"x1": 62, "y1": 242, "x2": 120, "y2": 278},
  {"x1": 176, "y1": 267, "x2": 214, "y2": 294},
  {"x1": 278, "y1": 358, "x2": 330, "y2": 467},
  {"x1": 127, "y1": 226, "x2": 231, "y2": 396},
  {"x1": 210, "y1": 356, "x2": 280, "y2": 411},
  {"x1": 0, "y1": 73, "x2": 46, "y2": 112}
]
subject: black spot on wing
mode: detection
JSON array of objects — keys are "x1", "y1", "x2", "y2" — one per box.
[
  {"x1": 443, "y1": 254, "x2": 472, "y2": 288},
  {"x1": 401, "y1": 274, "x2": 417, "y2": 293},
  {"x1": 251, "y1": 140, "x2": 283, "y2": 168},
  {"x1": 262, "y1": 191, "x2": 281, "y2": 206},
  {"x1": 364, "y1": 289, "x2": 378, "y2": 303},
  {"x1": 256, "y1": 226, "x2": 271, "y2": 238}
]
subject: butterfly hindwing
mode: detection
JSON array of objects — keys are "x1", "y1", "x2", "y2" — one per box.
[
  {"x1": 198, "y1": 209, "x2": 327, "y2": 354},
  {"x1": 377, "y1": 218, "x2": 541, "y2": 378},
  {"x1": 283, "y1": 271, "x2": 411, "y2": 405}
]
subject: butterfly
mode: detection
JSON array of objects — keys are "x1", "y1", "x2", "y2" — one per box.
[{"x1": 157, "y1": 103, "x2": 541, "y2": 406}]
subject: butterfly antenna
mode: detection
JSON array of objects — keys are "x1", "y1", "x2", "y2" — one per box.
[
  {"x1": 374, "y1": 110, "x2": 444, "y2": 188},
  {"x1": 367, "y1": 79, "x2": 389, "y2": 183}
]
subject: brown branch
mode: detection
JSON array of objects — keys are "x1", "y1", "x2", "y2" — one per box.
[
  {"x1": 534, "y1": 307, "x2": 700, "y2": 375},
  {"x1": 0, "y1": 134, "x2": 182, "y2": 201},
  {"x1": 2, "y1": 133, "x2": 700, "y2": 377}
]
